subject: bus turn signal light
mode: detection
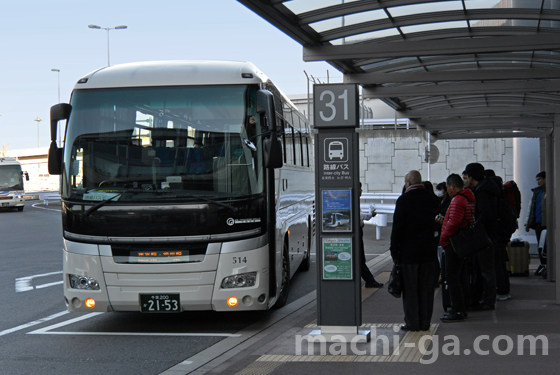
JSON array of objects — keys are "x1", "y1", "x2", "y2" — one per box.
[
  {"x1": 85, "y1": 298, "x2": 96, "y2": 309},
  {"x1": 227, "y1": 296, "x2": 238, "y2": 307}
]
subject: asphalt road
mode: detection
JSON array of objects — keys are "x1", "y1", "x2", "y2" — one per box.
[{"x1": 0, "y1": 201, "x2": 319, "y2": 375}]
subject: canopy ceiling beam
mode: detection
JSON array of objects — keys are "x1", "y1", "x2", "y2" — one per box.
[
  {"x1": 400, "y1": 104, "x2": 560, "y2": 117},
  {"x1": 363, "y1": 80, "x2": 560, "y2": 97},
  {"x1": 237, "y1": 0, "x2": 320, "y2": 46},
  {"x1": 417, "y1": 121, "x2": 552, "y2": 131},
  {"x1": 317, "y1": 9, "x2": 560, "y2": 42},
  {"x1": 304, "y1": 34, "x2": 560, "y2": 61},
  {"x1": 415, "y1": 117, "x2": 554, "y2": 127},
  {"x1": 298, "y1": 0, "x2": 460, "y2": 25},
  {"x1": 346, "y1": 68, "x2": 560, "y2": 84}
]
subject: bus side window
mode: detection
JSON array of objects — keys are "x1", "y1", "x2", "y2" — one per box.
[
  {"x1": 294, "y1": 129, "x2": 301, "y2": 167},
  {"x1": 284, "y1": 123, "x2": 294, "y2": 166},
  {"x1": 303, "y1": 136, "x2": 309, "y2": 168}
]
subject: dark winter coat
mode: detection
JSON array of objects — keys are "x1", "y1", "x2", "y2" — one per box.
[
  {"x1": 472, "y1": 177, "x2": 501, "y2": 240},
  {"x1": 526, "y1": 184, "x2": 546, "y2": 229},
  {"x1": 390, "y1": 185, "x2": 440, "y2": 264}
]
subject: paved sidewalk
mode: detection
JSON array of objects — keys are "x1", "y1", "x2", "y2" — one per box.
[{"x1": 208, "y1": 247, "x2": 558, "y2": 374}]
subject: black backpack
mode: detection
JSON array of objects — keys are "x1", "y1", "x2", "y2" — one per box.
[
  {"x1": 504, "y1": 180, "x2": 521, "y2": 218},
  {"x1": 497, "y1": 195, "x2": 518, "y2": 241}
]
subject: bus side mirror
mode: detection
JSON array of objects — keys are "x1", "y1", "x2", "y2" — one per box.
[
  {"x1": 263, "y1": 136, "x2": 283, "y2": 169},
  {"x1": 256, "y1": 90, "x2": 277, "y2": 130},
  {"x1": 48, "y1": 103, "x2": 71, "y2": 175},
  {"x1": 256, "y1": 90, "x2": 283, "y2": 169},
  {"x1": 22, "y1": 171, "x2": 29, "y2": 181}
]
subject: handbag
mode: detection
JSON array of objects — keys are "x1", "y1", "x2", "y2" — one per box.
[
  {"x1": 387, "y1": 263, "x2": 403, "y2": 298},
  {"x1": 449, "y1": 198, "x2": 492, "y2": 259}
]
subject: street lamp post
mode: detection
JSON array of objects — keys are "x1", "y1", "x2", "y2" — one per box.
[
  {"x1": 88, "y1": 24, "x2": 128, "y2": 66},
  {"x1": 34, "y1": 117, "x2": 42, "y2": 148},
  {"x1": 51, "y1": 69, "x2": 60, "y2": 103},
  {"x1": 51, "y1": 69, "x2": 61, "y2": 146}
]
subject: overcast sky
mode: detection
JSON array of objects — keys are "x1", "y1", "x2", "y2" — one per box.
[{"x1": 0, "y1": 0, "x2": 334, "y2": 150}]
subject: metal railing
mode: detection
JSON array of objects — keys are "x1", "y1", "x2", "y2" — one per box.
[
  {"x1": 360, "y1": 193, "x2": 399, "y2": 240},
  {"x1": 41, "y1": 192, "x2": 61, "y2": 205}
]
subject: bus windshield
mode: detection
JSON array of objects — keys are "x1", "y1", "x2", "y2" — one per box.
[
  {"x1": 0, "y1": 165, "x2": 23, "y2": 190},
  {"x1": 63, "y1": 85, "x2": 264, "y2": 203}
]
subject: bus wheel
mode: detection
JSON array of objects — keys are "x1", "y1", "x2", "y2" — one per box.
[
  {"x1": 273, "y1": 241, "x2": 291, "y2": 308},
  {"x1": 17, "y1": 206, "x2": 24, "y2": 212}
]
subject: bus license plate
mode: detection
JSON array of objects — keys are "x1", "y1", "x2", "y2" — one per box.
[
  {"x1": 1, "y1": 203, "x2": 8, "y2": 207},
  {"x1": 140, "y1": 294, "x2": 180, "y2": 313}
]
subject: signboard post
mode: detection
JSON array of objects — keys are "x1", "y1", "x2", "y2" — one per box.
[{"x1": 312, "y1": 84, "x2": 370, "y2": 342}]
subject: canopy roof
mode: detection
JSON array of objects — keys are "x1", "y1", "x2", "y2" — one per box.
[{"x1": 239, "y1": 0, "x2": 560, "y2": 139}]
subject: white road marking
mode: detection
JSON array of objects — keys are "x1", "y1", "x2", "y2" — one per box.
[
  {"x1": 15, "y1": 271, "x2": 63, "y2": 292},
  {"x1": 36, "y1": 281, "x2": 64, "y2": 289},
  {"x1": 31, "y1": 203, "x2": 61, "y2": 212},
  {"x1": 0, "y1": 311, "x2": 69, "y2": 337},
  {"x1": 28, "y1": 312, "x2": 241, "y2": 337}
]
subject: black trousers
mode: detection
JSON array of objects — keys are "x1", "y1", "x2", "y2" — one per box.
[
  {"x1": 444, "y1": 245, "x2": 470, "y2": 314},
  {"x1": 494, "y1": 240, "x2": 510, "y2": 295},
  {"x1": 401, "y1": 261, "x2": 437, "y2": 331},
  {"x1": 472, "y1": 244, "x2": 496, "y2": 306},
  {"x1": 360, "y1": 227, "x2": 375, "y2": 282},
  {"x1": 535, "y1": 223, "x2": 547, "y2": 265}
]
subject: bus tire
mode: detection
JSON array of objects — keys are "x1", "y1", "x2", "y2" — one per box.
[
  {"x1": 17, "y1": 206, "x2": 24, "y2": 212},
  {"x1": 273, "y1": 241, "x2": 291, "y2": 309}
]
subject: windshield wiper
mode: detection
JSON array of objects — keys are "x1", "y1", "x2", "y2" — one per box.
[
  {"x1": 83, "y1": 188, "x2": 146, "y2": 216},
  {"x1": 84, "y1": 193, "x2": 123, "y2": 216},
  {"x1": 183, "y1": 194, "x2": 238, "y2": 214}
]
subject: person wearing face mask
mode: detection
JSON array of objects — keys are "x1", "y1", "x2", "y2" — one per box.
[{"x1": 436, "y1": 182, "x2": 451, "y2": 218}]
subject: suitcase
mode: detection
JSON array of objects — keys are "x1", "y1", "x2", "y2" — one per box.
[
  {"x1": 440, "y1": 249, "x2": 452, "y2": 312},
  {"x1": 506, "y1": 241, "x2": 530, "y2": 276}
]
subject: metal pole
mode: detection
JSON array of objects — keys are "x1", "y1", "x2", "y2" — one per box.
[
  {"x1": 428, "y1": 131, "x2": 432, "y2": 181},
  {"x1": 304, "y1": 71, "x2": 311, "y2": 123},
  {"x1": 35, "y1": 117, "x2": 42, "y2": 148},
  {"x1": 106, "y1": 28, "x2": 110, "y2": 66},
  {"x1": 51, "y1": 69, "x2": 61, "y2": 146}
]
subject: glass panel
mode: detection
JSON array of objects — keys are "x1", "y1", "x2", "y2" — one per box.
[
  {"x1": 332, "y1": 28, "x2": 401, "y2": 44},
  {"x1": 63, "y1": 85, "x2": 264, "y2": 202},
  {"x1": 294, "y1": 130, "x2": 301, "y2": 166},
  {"x1": 310, "y1": 9, "x2": 386, "y2": 33},
  {"x1": 285, "y1": 125, "x2": 294, "y2": 165},
  {"x1": 400, "y1": 21, "x2": 469, "y2": 35},
  {"x1": 361, "y1": 57, "x2": 419, "y2": 71},
  {"x1": 464, "y1": 0, "x2": 543, "y2": 10},
  {"x1": 284, "y1": 0, "x2": 361, "y2": 16},
  {"x1": 388, "y1": 1, "x2": 462, "y2": 17}
]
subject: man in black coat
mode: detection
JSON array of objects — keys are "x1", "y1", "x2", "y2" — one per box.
[
  {"x1": 464, "y1": 162, "x2": 500, "y2": 310},
  {"x1": 390, "y1": 170, "x2": 440, "y2": 332}
]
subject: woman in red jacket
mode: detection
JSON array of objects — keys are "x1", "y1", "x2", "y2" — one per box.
[{"x1": 440, "y1": 173, "x2": 475, "y2": 322}]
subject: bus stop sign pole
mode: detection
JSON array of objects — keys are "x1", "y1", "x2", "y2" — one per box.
[{"x1": 312, "y1": 84, "x2": 370, "y2": 342}]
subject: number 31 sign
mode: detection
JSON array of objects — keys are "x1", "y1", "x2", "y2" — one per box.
[{"x1": 313, "y1": 84, "x2": 358, "y2": 128}]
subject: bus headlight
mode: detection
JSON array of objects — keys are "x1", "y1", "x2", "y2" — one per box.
[
  {"x1": 69, "y1": 274, "x2": 100, "y2": 290},
  {"x1": 221, "y1": 272, "x2": 257, "y2": 289}
]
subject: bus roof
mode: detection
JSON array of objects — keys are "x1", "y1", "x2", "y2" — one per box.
[
  {"x1": 74, "y1": 60, "x2": 270, "y2": 89},
  {"x1": 0, "y1": 157, "x2": 21, "y2": 166}
]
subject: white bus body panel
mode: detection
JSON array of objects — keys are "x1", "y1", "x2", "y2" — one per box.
[{"x1": 63, "y1": 238, "x2": 269, "y2": 312}]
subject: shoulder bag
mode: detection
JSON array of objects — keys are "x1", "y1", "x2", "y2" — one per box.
[
  {"x1": 449, "y1": 196, "x2": 492, "y2": 259},
  {"x1": 387, "y1": 263, "x2": 402, "y2": 298}
]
